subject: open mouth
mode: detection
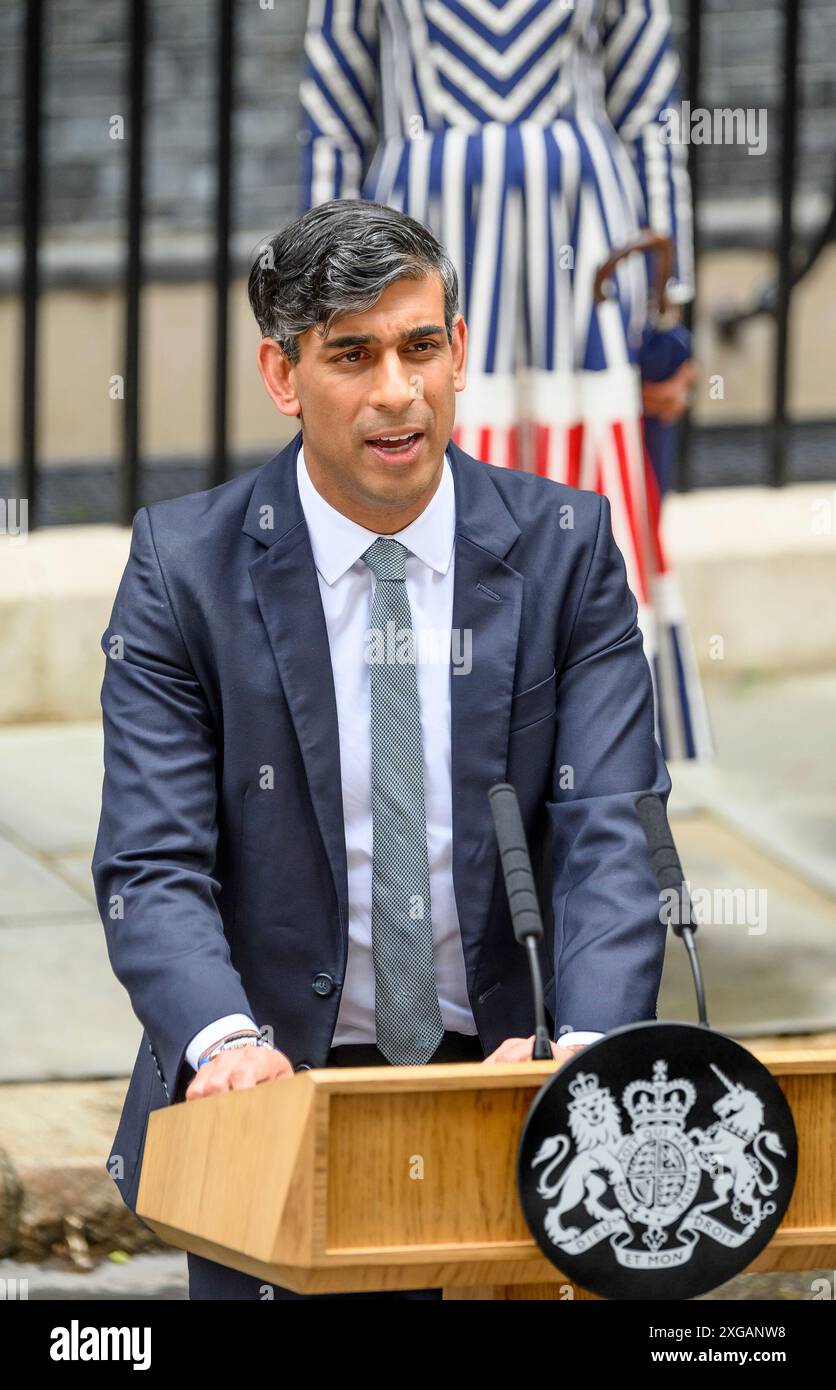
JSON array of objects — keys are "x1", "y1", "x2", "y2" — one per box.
[{"x1": 364, "y1": 430, "x2": 425, "y2": 462}]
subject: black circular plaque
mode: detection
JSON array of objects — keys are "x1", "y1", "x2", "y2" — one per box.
[{"x1": 517, "y1": 1022, "x2": 798, "y2": 1300}]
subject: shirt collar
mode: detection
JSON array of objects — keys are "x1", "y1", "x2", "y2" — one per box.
[{"x1": 296, "y1": 440, "x2": 456, "y2": 586}]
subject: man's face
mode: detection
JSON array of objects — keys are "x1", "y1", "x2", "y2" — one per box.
[{"x1": 257, "y1": 271, "x2": 467, "y2": 527}]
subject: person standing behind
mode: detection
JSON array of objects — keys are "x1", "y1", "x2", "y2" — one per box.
[{"x1": 298, "y1": 0, "x2": 712, "y2": 762}]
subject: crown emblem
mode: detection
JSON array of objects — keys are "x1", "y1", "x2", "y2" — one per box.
[
  {"x1": 622, "y1": 1060, "x2": 696, "y2": 1128},
  {"x1": 568, "y1": 1071, "x2": 601, "y2": 1100}
]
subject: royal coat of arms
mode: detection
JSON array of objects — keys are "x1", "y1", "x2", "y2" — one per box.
[{"x1": 529, "y1": 1058, "x2": 789, "y2": 1270}]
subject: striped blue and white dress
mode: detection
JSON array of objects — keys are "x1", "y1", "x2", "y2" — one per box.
[{"x1": 298, "y1": 0, "x2": 712, "y2": 761}]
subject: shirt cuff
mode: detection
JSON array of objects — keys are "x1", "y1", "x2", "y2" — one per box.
[
  {"x1": 556, "y1": 1031, "x2": 605, "y2": 1048},
  {"x1": 664, "y1": 279, "x2": 695, "y2": 307},
  {"x1": 186, "y1": 1014, "x2": 259, "y2": 1071}
]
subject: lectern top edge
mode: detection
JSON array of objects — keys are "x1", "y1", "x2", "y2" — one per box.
[
  {"x1": 296, "y1": 1046, "x2": 836, "y2": 1091},
  {"x1": 299, "y1": 1059, "x2": 560, "y2": 1092},
  {"x1": 743, "y1": 1045, "x2": 836, "y2": 1074}
]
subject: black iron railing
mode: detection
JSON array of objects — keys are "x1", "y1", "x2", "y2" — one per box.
[{"x1": 11, "y1": 0, "x2": 828, "y2": 527}]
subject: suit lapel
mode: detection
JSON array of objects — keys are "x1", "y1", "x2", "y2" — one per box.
[
  {"x1": 243, "y1": 432, "x2": 350, "y2": 937},
  {"x1": 241, "y1": 431, "x2": 524, "y2": 969},
  {"x1": 445, "y1": 438, "x2": 523, "y2": 974}
]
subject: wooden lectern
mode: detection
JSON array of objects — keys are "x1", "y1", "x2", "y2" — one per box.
[{"x1": 137, "y1": 1044, "x2": 836, "y2": 1299}]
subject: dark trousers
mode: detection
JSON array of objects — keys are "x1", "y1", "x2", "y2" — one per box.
[{"x1": 187, "y1": 1030, "x2": 484, "y2": 1301}]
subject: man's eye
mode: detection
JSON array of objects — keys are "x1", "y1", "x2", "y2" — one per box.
[{"x1": 336, "y1": 342, "x2": 437, "y2": 362}]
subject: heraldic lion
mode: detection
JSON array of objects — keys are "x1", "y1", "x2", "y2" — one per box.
[{"x1": 532, "y1": 1076, "x2": 626, "y2": 1244}]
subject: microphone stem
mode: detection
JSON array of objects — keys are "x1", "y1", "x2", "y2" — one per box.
[
  {"x1": 525, "y1": 935, "x2": 553, "y2": 1059},
  {"x1": 681, "y1": 925, "x2": 709, "y2": 1026}
]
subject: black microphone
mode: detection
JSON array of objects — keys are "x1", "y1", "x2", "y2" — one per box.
[
  {"x1": 488, "y1": 782, "x2": 553, "y2": 1060},
  {"x1": 635, "y1": 791, "x2": 708, "y2": 1025}
]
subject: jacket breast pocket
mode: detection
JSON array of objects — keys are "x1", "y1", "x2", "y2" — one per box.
[{"x1": 509, "y1": 668, "x2": 556, "y2": 733}]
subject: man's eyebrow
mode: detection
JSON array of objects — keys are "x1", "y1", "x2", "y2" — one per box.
[{"x1": 319, "y1": 324, "x2": 446, "y2": 352}]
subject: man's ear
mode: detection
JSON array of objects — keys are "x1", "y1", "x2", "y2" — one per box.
[
  {"x1": 452, "y1": 313, "x2": 467, "y2": 393},
  {"x1": 257, "y1": 339, "x2": 302, "y2": 418}
]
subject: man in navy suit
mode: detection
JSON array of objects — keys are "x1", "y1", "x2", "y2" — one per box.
[{"x1": 92, "y1": 198, "x2": 671, "y2": 1300}]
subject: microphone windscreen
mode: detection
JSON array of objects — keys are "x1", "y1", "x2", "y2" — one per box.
[
  {"x1": 489, "y1": 782, "x2": 544, "y2": 943},
  {"x1": 635, "y1": 791, "x2": 694, "y2": 934}
]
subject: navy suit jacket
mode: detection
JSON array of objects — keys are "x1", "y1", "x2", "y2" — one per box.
[{"x1": 92, "y1": 429, "x2": 671, "y2": 1219}]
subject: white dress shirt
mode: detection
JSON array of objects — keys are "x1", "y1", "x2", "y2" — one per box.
[{"x1": 186, "y1": 444, "x2": 602, "y2": 1070}]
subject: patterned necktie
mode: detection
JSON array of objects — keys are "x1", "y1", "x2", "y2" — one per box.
[{"x1": 360, "y1": 536, "x2": 445, "y2": 1065}]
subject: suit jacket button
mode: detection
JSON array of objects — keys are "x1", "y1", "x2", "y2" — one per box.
[
  {"x1": 295, "y1": 1062, "x2": 312, "y2": 1071},
  {"x1": 312, "y1": 972, "x2": 335, "y2": 996}
]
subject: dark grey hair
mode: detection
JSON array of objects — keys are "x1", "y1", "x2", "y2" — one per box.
[{"x1": 247, "y1": 199, "x2": 460, "y2": 365}]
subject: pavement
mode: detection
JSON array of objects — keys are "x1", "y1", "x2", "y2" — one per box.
[
  {"x1": 0, "y1": 1251, "x2": 832, "y2": 1301},
  {"x1": 0, "y1": 669, "x2": 834, "y2": 1297}
]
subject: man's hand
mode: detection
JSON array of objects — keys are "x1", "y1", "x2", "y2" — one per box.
[
  {"x1": 641, "y1": 358, "x2": 698, "y2": 424},
  {"x1": 185, "y1": 1045, "x2": 295, "y2": 1100},
  {"x1": 481, "y1": 1035, "x2": 587, "y2": 1066}
]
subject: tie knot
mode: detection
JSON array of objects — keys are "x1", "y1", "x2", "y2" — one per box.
[{"x1": 361, "y1": 536, "x2": 408, "y2": 582}]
